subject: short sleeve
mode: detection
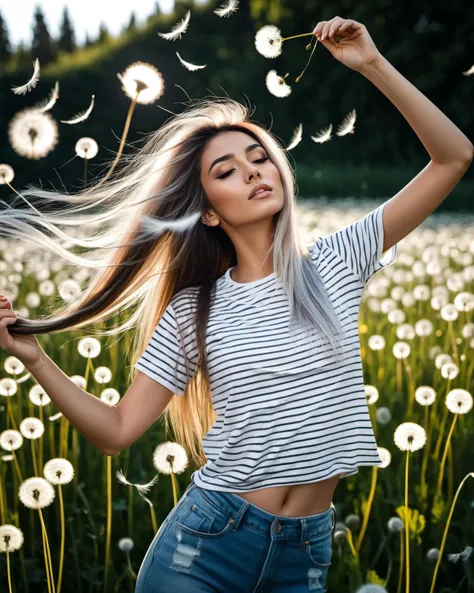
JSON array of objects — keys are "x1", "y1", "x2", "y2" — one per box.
[
  {"x1": 134, "y1": 302, "x2": 198, "y2": 396},
  {"x1": 314, "y1": 201, "x2": 397, "y2": 286}
]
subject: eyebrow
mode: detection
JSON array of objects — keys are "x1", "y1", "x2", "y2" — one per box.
[{"x1": 208, "y1": 143, "x2": 264, "y2": 175}]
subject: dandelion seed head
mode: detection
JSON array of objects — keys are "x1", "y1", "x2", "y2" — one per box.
[
  {"x1": 368, "y1": 334, "x2": 385, "y2": 350},
  {"x1": 43, "y1": 458, "x2": 75, "y2": 485},
  {"x1": 415, "y1": 386, "x2": 436, "y2": 406},
  {"x1": 394, "y1": 422, "x2": 426, "y2": 452},
  {"x1": 392, "y1": 341, "x2": 410, "y2": 359},
  {"x1": 19, "y1": 417, "x2": 44, "y2": 440},
  {"x1": 0, "y1": 164, "x2": 14, "y2": 185},
  {"x1": 8, "y1": 108, "x2": 58, "y2": 160},
  {"x1": 377, "y1": 446, "x2": 391, "y2": 468},
  {"x1": 75, "y1": 137, "x2": 99, "y2": 160},
  {"x1": 153, "y1": 441, "x2": 189, "y2": 475},
  {"x1": 0, "y1": 430, "x2": 23, "y2": 451},
  {"x1": 18, "y1": 477, "x2": 55, "y2": 509},
  {"x1": 118, "y1": 62, "x2": 165, "y2": 104},
  {"x1": 376, "y1": 407, "x2": 392, "y2": 425},
  {"x1": 4, "y1": 356, "x2": 25, "y2": 376},
  {"x1": 94, "y1": 366, "x2": 112, "y2": 384},
  {"x1": 364, "y1": 385, "x2": 379, "y2": 405},
  {"x1": 0, "y1": 378, "x2": 18, "y2": 397},
  {"x1": 265, "y1": 70, "x2": 291, "y2": 98},
  {"x1": 415, "y1": 319, "x2": 433, "y2": 337},
  {"x1": 441, "y1": 361, "x2": 459, "y2": 380},
  {"x1": 333, "y1": 522, "x2": 349, "y2": 542},
  {"x1": 58, "y1": 279, "x2": 82, "y2": 303},
  {"x1": 445, "y1": 388, "x2": 473, "y2": 414},
  {"x1": 118, "y1": 537, "x2": 134, "y2": 552},
  {"x1": 0, "y1": 524, "x2": 24, "y2": 552},
  {"x1": 344, "y1": 514, "x2": 360, "y2": 529},
  {"x1": 426, "y1": 547, "x2": 440, "y2": 561},
  {"x1": 387, "y1": 517, "x2": 404, "y2": 532},
  {"x1": 77, "y1": 337, "x2": 101, "y2": 359},
  {"x1": 255, "y1": 25, "x2": 283, "y2": 58},
  {"x1": 100, "y1": 388, "x2": 120, "y2": 406},
  {"x1": 70, "y1": 375, "x2": 87, "y2": 389}
]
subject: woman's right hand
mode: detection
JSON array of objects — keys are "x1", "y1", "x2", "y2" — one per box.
[{"x1": 0, "y1": 295, "x2": 42, "y2": 368}]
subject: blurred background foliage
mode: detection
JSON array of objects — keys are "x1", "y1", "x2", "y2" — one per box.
[{"x1": 0, "y1": 0, "x2": 473, "y2": 207}]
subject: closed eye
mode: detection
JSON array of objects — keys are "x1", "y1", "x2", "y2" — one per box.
[{"x1": 216, "y1": 157, "x2": 269, "y2": 180}]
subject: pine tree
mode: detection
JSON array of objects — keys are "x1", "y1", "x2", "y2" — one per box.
[
  {"x1": 0, "y1": 10, "x2": 12, "y2": 64},
  {"x1": 58, "y1": 6, "x2": 76, "y2": 53},
  {"x1": 31, "y1": 4, "x2": 56, "y2": 64},
  {"x1": 126, "y1": 11, "x2": 137, "y2": 33},
  {"x1": 97, "y1": 22, "x2": 111, "y2": 44},
  {"x1": 15, "y1": 41, "x2": 32, "y2": 70},
  {"x1": 84, "y1": 32, "x2": 93, "y2": 47}
]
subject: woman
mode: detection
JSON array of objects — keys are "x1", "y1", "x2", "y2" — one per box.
[{"x1": 1, "y1": 15, "x2": 472, "y2": 593}]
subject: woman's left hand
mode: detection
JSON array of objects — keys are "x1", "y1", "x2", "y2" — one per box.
[{"x1": 313, "y1": 17, "x2": 382, "y2": 73}]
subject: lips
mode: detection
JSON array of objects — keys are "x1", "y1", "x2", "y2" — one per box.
[{"x1": 248, "y1": 183, "x2": 272, "y2": 199}]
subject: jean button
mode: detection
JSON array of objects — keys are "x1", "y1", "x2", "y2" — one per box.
[{"x1": 273, "y1": 520, "x2": 281, "y2": 533}]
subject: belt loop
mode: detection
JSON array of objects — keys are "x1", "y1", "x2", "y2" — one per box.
[
  {"x1": 300, "y1": 518, "x2": 307, "y2": 549},
  {"x1": 331, "y1": 503, "x2": 337, "y2": 531},
  {"x1": 229, "y1": 497, "x2": 250, "y2": 531}
]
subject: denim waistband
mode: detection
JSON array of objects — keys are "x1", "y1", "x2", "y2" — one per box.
[{"x1": 181, "y1": 480, "x2": 337, "y2": 541}]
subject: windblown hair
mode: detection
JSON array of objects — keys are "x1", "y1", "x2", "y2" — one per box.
[{"x1": 4, "y1": 96, "x2": 347, "y2": 469}]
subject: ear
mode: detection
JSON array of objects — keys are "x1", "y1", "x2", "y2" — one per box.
[{"x1": 201, "y1": 211, "x2": 220, "y2": 227}]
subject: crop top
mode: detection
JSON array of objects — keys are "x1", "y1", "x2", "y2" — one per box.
[{"x1": 134, "y1": 201, "x2": 398, "y2": 492}]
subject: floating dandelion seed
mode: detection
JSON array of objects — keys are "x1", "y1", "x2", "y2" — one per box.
[
  {"x1": 34, "y1": 81, "x2": 59, "y2": 113},
  {"x1": 310, "y1": 123, "x2": 333, "y2": 144},
  {"x1": 255, "y1": 25, "x2": 283, "y2": 58},
  {"x1": 0, "y1": 164, "x2": 14, "y2": 185},
  {"x1": 116, "y1": 469, "x2": 159, "y2": 495},
  {"x1": 158, "y1": 9, "x2": 191, "y2": 41},
  {"x1": 448, "y1": 546, "x2": 474, "y2": 564},
  {"x1": 0, "y1": 524, "x2": 24, "y2": 552},
  {"x1": 140, "y1": 211, "x2": 202, "y2": 236},
  {"x1": 75, "y1": 137, "x2": 98, "y2": 159},
  {"x1": 285, "y1": 123, "x2": 303, "y2": 151},
  {"x1": 394, "y1": 422, "x2": 426, "y2": 452},
  {"x1": 214, "y1": 0, "x2": 240, "y2": 17},
  {"x1": 61, "y1": 94, "x2": 95, "y2": 124},
  {"x1": 462, "y1": 64, "x2": 474, "y2": 76},
  {"x1": 266, "y1": 70, "x2": 291, "y2": 98},
  {"x1": 117, "y1": 62, "x2": 165, "y2": 104},
  {"x1": 11, "y1": 58, "x2": 40, "y2": 95},
  {"x1": 8, "y1": 108, "x2": 58, "y2": 160},
  {"x1": 176, "y1": 52, "x2": 207, "y2": 71},
  {"x1": 336, "y1": 109, "x2": 357, "y2": 136}
]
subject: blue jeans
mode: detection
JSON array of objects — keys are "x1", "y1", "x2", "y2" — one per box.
[{"x1": 135, "y1": 480, "x2": 337, "y2": 593}]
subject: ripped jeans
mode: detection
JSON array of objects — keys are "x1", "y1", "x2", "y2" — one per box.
[{"x1": 135, "y1": 480, "x2": 337, "y2": 593}]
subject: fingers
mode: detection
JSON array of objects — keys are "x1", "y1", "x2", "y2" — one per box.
[{"x1": 313, "y1": 17, "x2": 358, "y2": 42}]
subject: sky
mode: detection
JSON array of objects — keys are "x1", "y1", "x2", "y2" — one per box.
[{"x1": 0, "y1": 1, "x2": 178, "y2": 49}]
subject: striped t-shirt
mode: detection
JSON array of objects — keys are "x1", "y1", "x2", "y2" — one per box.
[{"x1": 134, "y1": 201, "x2": 398, "y2": 492}]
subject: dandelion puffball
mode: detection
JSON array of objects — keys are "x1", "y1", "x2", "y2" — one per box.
[
  {"x1": 255, "y1": 25, "x2": 283, "y2": 58},
  {"x1": 0, "y1": 524, "x2": 24, "y2": 552},
  {"x1": 74, "y1": 136, "x2": 99, "y2": 160},
  {"x1": 153, "y1": 441, "x2": 189, "y2": 475},
  {"x1": 445, "y1": 388, "x2": 473, "y2": 414},
  {"x1": 393, "y1": 422, "x2": 426, "y2": 452},
  {"x1": 8, "y1": 108, "x2": 58, "y2": 160},
  {"x1": 266, "y1": 70, "x2": 291, "y2": 98},
  {"x1": 0, "y1": 430, "x2": 23, "y2": 451},
  {"x1": 19, "y1": 476, "x2": 55, "y2": 509},
  {"x1": 0, "y1": 164, "x2": 14, "y2": 184},
  {"x1": 19, "y1": 417, "x2": 44, "y2": 440},
  {"x1": 117, "y1": 61, "x2": 165, "y2": 104},
  {"x1": 43, "y1": 458, "x2": 75, "y2": 485}
]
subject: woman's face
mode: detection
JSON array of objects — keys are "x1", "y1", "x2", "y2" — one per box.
[{"x1": 199, "y1": 130, "x2": 284, "y2": 230}]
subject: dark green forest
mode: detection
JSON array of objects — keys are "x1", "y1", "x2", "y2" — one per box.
[{"x1": 1, "y1": 0, "x2": 474, "y2": 210}]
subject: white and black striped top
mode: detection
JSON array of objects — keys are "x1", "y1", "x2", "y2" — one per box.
[{"x1": 134, "y1": 202, "x2": 397, "y2": 492}]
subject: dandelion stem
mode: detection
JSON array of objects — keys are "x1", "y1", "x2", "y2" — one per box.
[
  {"x1": 56, "y1": 485, "x2": 66, "y2": 593},
  {"x1": 396, "y1": 530, "x2": 404, "y2": 593},
  {"x1": 280, "y1": 32, "x2": 315, "y2": 42},
  {"x1": 6, "y1": 549, "x2": 13, "y2": 593},
  {"x1": 404, "y1": 450, "x2": 410, "y2": 593},
  {"x1": 355, "y1": 466, "x2": 377, "y2": 552},
  {"x1": 429, "y1": 472, "x2": 474, "y2": 593},
  {"x1": 435, "y1": 414, "x2": 458, "y2": 500}
]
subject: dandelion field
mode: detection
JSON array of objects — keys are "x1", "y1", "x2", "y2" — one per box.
[
  {"x1": 0, "y1": 3, "x2": 473, "y2": 592},
  {"x1": 0, "y1": 198, "x2": 472, "y2": 592}
]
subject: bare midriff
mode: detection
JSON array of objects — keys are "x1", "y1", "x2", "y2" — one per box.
[{"x1": 231, "y1": 473, "x2": 342, "y2": 518}]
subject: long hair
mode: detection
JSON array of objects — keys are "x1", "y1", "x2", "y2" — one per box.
[{"x1": 4, "y1": 96, "x2": 347, "y2": 469}]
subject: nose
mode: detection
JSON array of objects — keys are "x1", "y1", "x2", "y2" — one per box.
[{"x1": 247, "y1": 164, "x2": 262, "y2": 181}]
